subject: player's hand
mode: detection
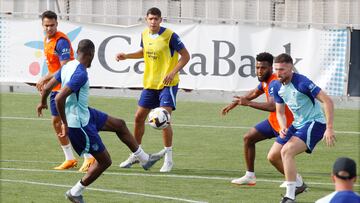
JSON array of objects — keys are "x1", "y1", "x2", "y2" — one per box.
[
  {"x1": 60, "y1": 123, "x2": 69, "y2": 138},
  {"x1": 233, "y1": 96, "x2": 250, "y2": 106},
  {"x1": 36, "y1": 78, "x2": 46, "y2": 92},
  {"x1": 221, "y1": 102, "x2": 237, "y2": 116},
  {"x1": 322, "y1": 127, "x2": 336, "y2": 147},
  {"x1": 36, "y1": 103, "x2": 48, "y2": 117},
  {"x1": 115, "y1": 53, "x2": 127, "y2": 61},
  {"x1": 279, "y1": 128, "x2": 287, "y2": 139},
  {"x1": 163, "y1": 72, "x2": 176, "y2": 86}
]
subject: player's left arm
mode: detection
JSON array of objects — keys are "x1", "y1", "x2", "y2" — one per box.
[
  {"x1": 245, "y1": 82, "x2": 278, "y2": 112},
  {"x1": 316, "y1": 90, "x2": 335, "y2": 147},
  {"x1": 163, "y1": 33, "x2": 190, "y2": 85}
]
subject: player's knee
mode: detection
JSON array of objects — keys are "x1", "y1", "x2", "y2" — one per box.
[
  {"x1": 134, "y1": 112, "x2": 146, "y2": 124},
  {"x1": 243, "y1": 133, "x2": 254, "y2": 145},
  {"x1": 105, "y1": 158, "x2": 112, "y2": 169},
  {"x1": 280, "y1": 145, "x2": 293, "y2": 159},
  {"x1": 100, "y1": 157, "x2": 112, "y2": 169},
  {"x1": 116, "y1": 118, "x2": 127, "y2": 128},
  {"x1": 267, "y1": 152, "x2": 276, "y2": 163}
]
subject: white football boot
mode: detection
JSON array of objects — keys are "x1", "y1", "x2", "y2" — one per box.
[
  {"x1": 231, "y1": 175, "x2": 256, "y2": 186},
  {"x1": 119, "y1": 153, "x2": 139, "y2": 168}
]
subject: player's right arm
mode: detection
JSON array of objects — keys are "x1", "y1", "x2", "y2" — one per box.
[
  {"x1": 115, "y1": 48, "x2": 144, "y2": 61},
  {"x1": 276, "y1": 103, "x2": 287, "y2": 138},
  {"x1": 36, "y1": 72, "x2": 54, "y2": 92},
  {"x1": 55, "y1": 85, "x2": 72, "y2": 137},
  {"x1": 36, "y1": 76, "x2": 60, "y2": 117}
]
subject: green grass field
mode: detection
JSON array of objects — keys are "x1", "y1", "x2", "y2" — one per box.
[{"x1": 0, "y1": 93, "x2": 359, "y2": 203}]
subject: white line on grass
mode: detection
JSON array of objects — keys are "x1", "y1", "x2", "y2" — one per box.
[
  {"x1": 1, "y1": 116, "x2": 359, "y2": 135},
  {"x1": 0, "y1": 178, "x2": 207, "y2": 203},
  {"x1": 1, "y1": 167, "x2": 358, "y2": 187}
]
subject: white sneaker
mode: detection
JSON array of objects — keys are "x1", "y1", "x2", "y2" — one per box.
[
  {"x1": 119, "y1": 154, "x2": 139, "y2": 168},
  {"x1": 160, "y1": 161, "x2": 173, "y2": 172},
  {"x1": 231, "y1": 175, "x2": 256, "y2": 186}
]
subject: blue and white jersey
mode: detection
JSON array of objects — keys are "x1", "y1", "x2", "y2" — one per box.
[
  {"x1": 54, "y1": 60, "x2": 90, "y2": 128},
  {"x1": 272, "y1": 73, "x2": 326, "y2": 129},
  {"x1": 315, "y1": 191, "x2": 360, "y2": 203}
]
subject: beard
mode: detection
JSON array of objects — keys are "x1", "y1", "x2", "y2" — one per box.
[{"x1": 257, "y1": 71, "x2": 271, "y2": 82}]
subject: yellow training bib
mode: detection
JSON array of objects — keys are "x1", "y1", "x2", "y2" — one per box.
[{"x1": 142, "y1": 28, "x2": 179, "y2": 89}]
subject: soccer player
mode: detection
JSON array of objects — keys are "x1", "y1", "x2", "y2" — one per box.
[
  {"x1": 37, "y1": 10, "x2": 95, "y2": 172},
  {"x1": 222, "y1": 52, "x2": 296, "y2": 186},
  {"x1": 115, "y1": 7, "x2": 190, "y2": 172},
  {"x1": 271, "y1": 53, "x2": 336, "y2": 203},
  {"x1": 37, "y1": 39, "x2": 162, "y2": 203},
  {"x1": 315, "y1": 157, "x2": 360, "y2": 203}
]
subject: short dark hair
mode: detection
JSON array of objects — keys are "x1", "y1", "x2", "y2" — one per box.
[
  {"x1": 256, "y1": 52, "x2": 274, "y2": 66},
  {"x1": 77, "y1": 39, "x2": 95, "y2": 56},
  {"x1": 146, "y1": 7, "x2": 162, "y2": 17},
  {"x1": 274, "y1": 53, "x2": 293, "y2": 64},
  {"x1": 41, "y1": 10, "x2": 57, "y2": 21}
]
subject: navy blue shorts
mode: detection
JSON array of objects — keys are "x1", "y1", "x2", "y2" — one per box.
[
  {"x1": 50, "y1": 91, "x2": 59, "y2": 116},
  {"x1": 68, "y1": 108, "x2": 108, "y2": 156},
  {"x1": 138, "y1": 85, "x2": 178, "y2": 110},
  {"x1": 254, "y1": 119, "x2": 279, "y2": 139},
  {"x1": 276, "y1": 121, "x2": 326, "y2": 153}
]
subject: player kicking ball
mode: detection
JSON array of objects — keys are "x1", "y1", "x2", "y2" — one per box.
[{"x1": 37, "y1": 39, "x2": 163, "y2": 203}]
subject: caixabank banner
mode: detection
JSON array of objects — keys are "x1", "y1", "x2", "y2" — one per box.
[{"x1": 0, "y1": 17, "x2": 348, "y2": 96}]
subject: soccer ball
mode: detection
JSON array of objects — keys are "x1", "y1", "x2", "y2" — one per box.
[{"x1": 148, "y1": 107, "x2": 171, "y2": 130}]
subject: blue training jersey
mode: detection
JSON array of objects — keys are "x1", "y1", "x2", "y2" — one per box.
[
  {"x1": 54, "y1": 60, "x2": 90, "y2": 128},
  {"x1": 315, "y1": 191, "x2": 360, "y2": 203},
  {"x1": 272, "y1": 73, "x2": 326, "y2": 129}
]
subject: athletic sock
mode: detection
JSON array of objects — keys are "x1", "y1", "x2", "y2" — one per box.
[
  {"x1": 70, "y1": 180, "x2": 86, "y2": 196},
  {"x1": 245, "y1": 171, "x2": 255, "y2": 178},
  {"x1": 295, "y1": 173, "x2": 303, "y2": 187},
  {"x1": 164, "y1": 146, "x2": 173, "y2": 163},
  {"x1": 134, "y1": 146, "x2": 149, "y2": 163},
  {"x1": 285, "y1": 181, "x2": 296, "y2": 200},
  {"x1": 61, "y1": 144, "x2": 75, "y2": 160},
  {"x1": 83, "y1": 153, "x2": 93, "y2": 159}
]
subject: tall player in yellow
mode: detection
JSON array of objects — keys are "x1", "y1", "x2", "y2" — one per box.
[{"x1": 116, "y1": 7, "x2": 190, "y2": 172}]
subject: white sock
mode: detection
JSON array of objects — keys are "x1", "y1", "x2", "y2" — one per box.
[
  {"x1": 295, "y1": 173, "x2": 303, "y2": 187},
  {"x1": 70, "y1": 180, "x2": 86, "y2": 196},
  {"x1": 285, "y1": 181, "x2": 296, "y2": 200},
  {"x1": 61, "y1": 144, "x2": 75, "y2": 160},
  {"x1": 164, "y1": 147, "x2": 173, "y2": 163},
  {"x1": 83, "y1": 153, "x2": 93, "y2": 159},
  {"x1": 245, "y1": 171, "x2": 255, "y2": 178},
  {"x1": 133, "y1": 146, "x2": 149, "y2": 164}
]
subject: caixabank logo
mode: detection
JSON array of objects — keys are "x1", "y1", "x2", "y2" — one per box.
[{"x1": 24, "y1": 27, "x2": 82, "y2": 77}]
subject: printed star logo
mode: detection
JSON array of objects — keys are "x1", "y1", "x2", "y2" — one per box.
[{"x1": 24, "y1": 27, "x2": 82, "y2": 76}]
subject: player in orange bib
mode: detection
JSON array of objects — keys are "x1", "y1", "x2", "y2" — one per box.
[
  {"x1": 36, "y1": 10, "x2": 95, "y2": 172},
  {"x1": 222, "y1": 52, "x2": 298, "y2": 186}
]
